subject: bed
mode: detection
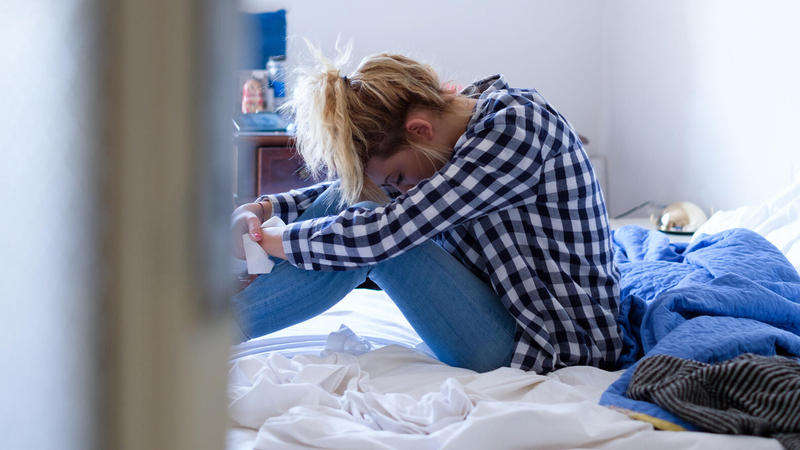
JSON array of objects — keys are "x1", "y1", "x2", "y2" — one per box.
[{"x1": 227, "y1": 181, "x2": 800, "y2": 450}]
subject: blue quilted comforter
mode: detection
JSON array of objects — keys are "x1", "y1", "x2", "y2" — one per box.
[{"x1": 599, "y1": 225, "x2": 800, "y2": 430}]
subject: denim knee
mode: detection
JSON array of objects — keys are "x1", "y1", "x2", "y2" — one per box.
[{"x1": 352, "y1": 201, "x2": 381, "y2": 211}]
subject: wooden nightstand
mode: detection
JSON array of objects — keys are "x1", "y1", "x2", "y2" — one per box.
[{"x1": 232, "y1": 131, "x2": 316, "y2": 205}]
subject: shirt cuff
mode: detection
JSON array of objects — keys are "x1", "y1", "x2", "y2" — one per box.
[
  {"x1": 258, "y1": 193, "x2": 289, "y2": 223},
  {"x1": 281, "y1": 219, "x2": 313, "y2": 269}
]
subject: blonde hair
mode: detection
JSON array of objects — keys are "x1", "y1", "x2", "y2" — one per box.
[{"x1": 284, "y1": 42, "x2": 459, "y2": 206}]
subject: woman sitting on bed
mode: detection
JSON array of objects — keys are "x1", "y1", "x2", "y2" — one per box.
[{"x1": 230, "y1": 45, "x2": 623, "y2": 374}]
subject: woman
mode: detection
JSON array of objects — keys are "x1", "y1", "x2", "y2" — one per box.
[{"x1": 230, "y1": 47, "x2": 622, "y2": 374}]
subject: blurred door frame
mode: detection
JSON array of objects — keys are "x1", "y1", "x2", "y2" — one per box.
[{"x1": 104, "y1": 0, "x2": 235, "y2": 449}]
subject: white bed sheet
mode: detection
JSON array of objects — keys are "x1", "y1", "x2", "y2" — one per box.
[
  {"x1": 227, "y1": 341, "x2": 780, "y2": 450},
  {"x1": 230, "y1": 288, "x2": 435, "y2": 361},
  {"x1": 693, "y1": 180, "x2": 800, "y2": 272},
  {"x1": 227, "y1": 288, "x2": 781, "y2": 450}
]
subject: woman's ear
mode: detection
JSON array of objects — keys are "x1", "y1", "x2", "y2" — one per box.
[{"x1": 405, "y1": 118, "x2": 434, "y2": 141}]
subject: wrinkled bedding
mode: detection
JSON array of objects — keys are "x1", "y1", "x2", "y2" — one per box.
[
  {"x1": 227, "y1": 344, "x2": 780, "y2": 450},
  {"x1": 600, "y1": 225, "x2": 800, "y2": 430},
  {"x1": 227, "y1": 183, "x2": 800, "y2": 450}
]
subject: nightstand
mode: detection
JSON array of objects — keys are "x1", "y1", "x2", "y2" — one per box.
[{"x1": 232, "y1": 132, "x2": 315, "y2": 206}]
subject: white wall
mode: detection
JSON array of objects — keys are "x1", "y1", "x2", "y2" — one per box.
[
  {"x1": 241, "y1": 0, "x2": 606, "y2": 158},
  {"x1": 601, "y1": 0, "x2": 800, "y2": 216},
  {"x1": 241, "y1": 0, "x2": 800, "y2": 216},
  {"x1": 1, "y1": 2, "x2": 101, "y2": 449}
]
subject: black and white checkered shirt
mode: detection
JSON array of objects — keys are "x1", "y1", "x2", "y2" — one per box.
[{"x1": 264, "y1": 75, "x2": 623, "y2": 373}]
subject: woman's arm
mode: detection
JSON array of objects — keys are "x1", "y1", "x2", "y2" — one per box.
[
  {"x1": 259, "y1": 181, "x2": 336, "y2": 224},
  {"x1": 230, "y1": 200, "x2": 273, "y2": 260},
  {"x1": 233, "y1": 181, "x2": 334, "y2": 260},
  {"x1": 257, "y1": 224, "x2": 287, "y2": 260},
  {"x1": 280, "y1": 99, "x2": 572, "y2": 270}
]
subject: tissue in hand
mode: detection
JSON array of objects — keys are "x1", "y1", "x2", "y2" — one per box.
[{"x1": 242, "y1": 216, "x2": 286, "y2": 274}]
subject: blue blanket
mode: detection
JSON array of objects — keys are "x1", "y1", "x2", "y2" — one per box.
[{"x1": 599, "y1": 225, "x2": 800, "y2": 430}]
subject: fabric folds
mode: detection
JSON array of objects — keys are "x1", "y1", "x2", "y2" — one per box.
[{"x1": 627, "y1": 353, "x2": 800, "y2": 449}]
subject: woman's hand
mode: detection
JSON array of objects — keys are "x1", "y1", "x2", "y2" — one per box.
[
  {"x1": 230, "y1": 200, "x2": 272, "y2": 260},
  {"x1": 258, "y1": 225, "x2": 287, "y2": 260}
]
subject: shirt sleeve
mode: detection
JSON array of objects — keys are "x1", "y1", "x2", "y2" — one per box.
[
  {"x1": 259, "y1": 181, "x2": 336, "y2": 224},
  {"x1": 282, "y1": 96, "x2": 573, "y2": 270}
]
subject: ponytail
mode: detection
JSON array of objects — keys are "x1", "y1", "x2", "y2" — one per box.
[{"x1": 285, "y1": 41, "x2": 457, "y2": 206}]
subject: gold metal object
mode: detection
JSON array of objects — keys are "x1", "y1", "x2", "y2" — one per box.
[{"x1": 651, "y1": 202, "x2": 708, "y2": 234}]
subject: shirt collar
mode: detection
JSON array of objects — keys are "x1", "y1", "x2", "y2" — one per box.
[
  {"x1": 451, "y1": 75, "x2": 510, "y2": 157},
  {"x1": 459, "y1": 74, "x2": 509, "y2": 98},
  {"x1": 459, "y1": 74, "x2": 510, "y2": 137}
]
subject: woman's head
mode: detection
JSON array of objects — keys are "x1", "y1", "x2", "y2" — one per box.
[{"x1": 286, "y1": 43, "x2": 459, "y2": 205}]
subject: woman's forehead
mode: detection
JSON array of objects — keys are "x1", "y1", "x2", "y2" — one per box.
[
  {"x1": 365, "y1": 149, "x2": 411, "y2": 182},
  {"x1": 365, "y1": 154, "x2": 396, "y2": 183}
]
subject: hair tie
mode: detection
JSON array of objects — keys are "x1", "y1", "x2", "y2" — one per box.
[
  {"x1": 342, "y1": 75, "x2": 349, "y2": 84},
  {"x1": 258, "y1": 201, "x2": 266, "y2": 223}
]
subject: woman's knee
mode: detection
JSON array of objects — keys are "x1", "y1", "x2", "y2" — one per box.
[
  {"x1": 352, "y1": 200, "x2": 382, "y2": 210},
  {"x1": 296, "y1": 183, "x2": 383, "y2": 221},
  {"x1": 296, "y1": 182, "x2": 344, "y2": 220}
]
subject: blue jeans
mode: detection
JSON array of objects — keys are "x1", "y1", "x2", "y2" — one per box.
[{"x1": 232, "y1": 185, "x2": 516, "y2": 372}]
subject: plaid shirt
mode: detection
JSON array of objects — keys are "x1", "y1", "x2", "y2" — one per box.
[{"x1": 264, "y1": 75, "x2": 622, "y2": 373}]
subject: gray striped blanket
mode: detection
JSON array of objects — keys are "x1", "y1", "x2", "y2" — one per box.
[{"x1": 627, "y1": 353, "x2": 800, "y2": 449}]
